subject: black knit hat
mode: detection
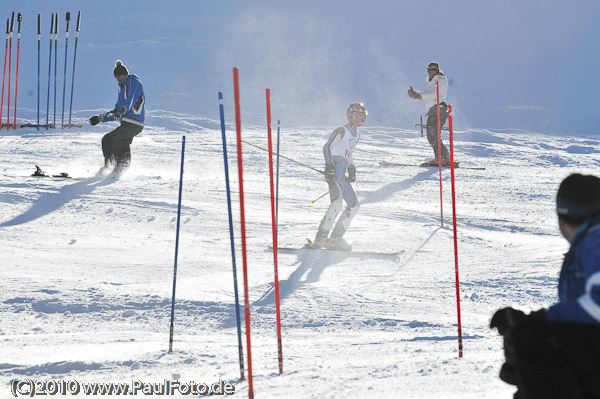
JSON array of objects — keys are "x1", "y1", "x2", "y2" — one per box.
[
  {"x1": 113, "y1": 59, "x2": 129, "y2": 77},
  {"x1": 556, "y1": 173, "x2": 600, "y2": 224}
]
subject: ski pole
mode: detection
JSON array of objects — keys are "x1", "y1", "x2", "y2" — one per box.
[
  {"x1": 168, "y1": 135, "x2": 186, "y2": 353},
  {"x1": 46, "y1": 13, "x2": 54, "y2": 130},
  {"x1": 0, "y1": 18, "x2": 9, "y2": 129},
  {"x1": 6, "y1": 12, "x2": 13, "y2": 130},
  {"x1": 218, "y1": 91, "x2": 245, "y2": 381},
  {"x1": 37, "y1": 14, "x2": 40, "y2": 130},
  {"x1": 60, "y1": 12, "x2": 70, "y2": 129},
  {"x1": 53, "y1": 13, "x2": 58, "y2": 129},
  {"x1": 311, "y1": 190, "x2": 329, "y2": 204},
  {"x1": 241, "y1": 139, "x2": 324, "y2": 175},
  {"x1": 12, "y1": 13, "x2": 21, "y2": 130},
  {"x1": 68, "y1": 11, "x2": 80, "y2": 128}
]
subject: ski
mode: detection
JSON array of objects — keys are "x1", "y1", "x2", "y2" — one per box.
[
  {"x1": 273, "y1": 240, "x2": 403, "y2": 257},
  {"x1": 30, "y1": 173, "x2": 72, "y2": 179},
  {"x1": 277, "y1": 246, "x2": 404, "y2": 257},
  {"x1": 379, "y1": 160, "x2": 486, "y2": 170},
  {"x1": 31, "y1": 165, "x2": 71, "y2": 178}
]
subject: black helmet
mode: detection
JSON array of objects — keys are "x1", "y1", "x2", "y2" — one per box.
[{"x1": 427, "y1": 62, "x2": 440, "y2": 72}]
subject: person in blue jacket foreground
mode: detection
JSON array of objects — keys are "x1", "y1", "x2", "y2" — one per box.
[
  {"x1": 491, "y1": 173, "x2": 600, "y2": 399},
  {"x1": 89, "y1": 60, "x2": 145, "y2": 173}
]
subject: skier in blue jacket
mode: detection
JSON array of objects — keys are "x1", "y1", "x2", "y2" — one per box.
[
  {"x1": 491, "y1": 173, "x2": 600, "y2": 399},
  {"x1": 89, "y1": 60, "x2": 145, "y2": 172}
]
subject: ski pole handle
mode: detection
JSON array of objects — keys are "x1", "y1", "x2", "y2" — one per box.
[
  {"x1": 76, "y1": 11, "x2": 81, "y2": 33},
  {"x1": 65, "y1": 12, "x2": 70, "y2": 33},
  {"x1": 5, "y1": 18, "x2": 8, "y2": 36},
  {"x1": 54, "y1": 13, "x2": 58, "y2": 36},
  {"x1": 50, "y1": 13, "x2": 54, "y2": 34},
  {"x1": 37, "y1": 14, "x2": 40, "y2": 36},
  {"x1": 10, "y1": 11, "x2": 14, "y2": 33},
  {"x1": 311, "y1": 190, "x2": 329, "y2": 204},
  {"x1": 17, "y1": 13, "x2": 21, "y2": 34}
]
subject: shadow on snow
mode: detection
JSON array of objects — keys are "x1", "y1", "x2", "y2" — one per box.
[{"x1": 0, "y1": 175, "x2": 116, "y2": 227}]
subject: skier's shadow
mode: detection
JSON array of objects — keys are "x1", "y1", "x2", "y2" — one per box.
[
  {"x1": 254, "y1": 250, "x2": 348, "y2": 306},
  {"x1": 0, "y1": 175, "x2": 116, "y2": 227},
  {"x1": 359, "y1": 168, "x2": 436, "y2": 205}
]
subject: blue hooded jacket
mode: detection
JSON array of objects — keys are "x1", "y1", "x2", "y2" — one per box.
[
  {"x1": 102, "y1": 74, "x2": 145, "y2": 126},
  {"x1": 546, "y1": 215, "x2": 600, "y2": 324}
]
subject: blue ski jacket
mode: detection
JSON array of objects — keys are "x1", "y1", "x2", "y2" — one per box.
[
  {"x1": 102, "y1": 74, "x2": 145, "y2": 126},
  {"x1": 546, "y1": 215, "x2": 600, "y2": 324}
]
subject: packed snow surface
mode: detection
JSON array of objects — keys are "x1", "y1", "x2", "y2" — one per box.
[{"x1": 2, "y1": 112, "x2": 599, "y2": 397}]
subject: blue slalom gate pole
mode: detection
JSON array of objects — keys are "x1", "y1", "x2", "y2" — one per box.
[
  {"x1": 37, "y1": 14, "x2": 40, "y2": 130},
  {"x1": 218, "y1": 91, "x2": 245, "y2": 380},
  {"x1": 68, "y1": 11, "x2": 80, "y2": 128},
  {"x1": 45, "y1": 13, "x2": 53, "y2": 130},
  {"x1": 53, "y1": 13, "x2": 58, "y2": 129},
  {"x1": 168, "y1": 135, "x2": 186, "y2": 353},
  {"x1": 275, "y1": 120, "x2": 281, "y2": 234},
  {"x1": 60, "y1": 12, "x2": 70, "y2": 129}
]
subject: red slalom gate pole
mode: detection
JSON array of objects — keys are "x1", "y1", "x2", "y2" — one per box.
[
  {"x1": 266, "y1": 88, "x2": 284, "y2": 375},
  {"x1": 448, "y1": 104, "x2": 463, "y2": 357},
  {"x1": 233, "y1": 68, "x2": 254, "y2": 399},
  {"x1": 436, "y1": 81, "x2": 443, "y2": 227},
  {"x1": 13, "y1": 13, "x2": 21, "y2": 130}
]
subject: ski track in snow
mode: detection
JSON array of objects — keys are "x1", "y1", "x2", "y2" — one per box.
[{"x1": 1, "y1": 112, "x2": 599, "y2": 398}]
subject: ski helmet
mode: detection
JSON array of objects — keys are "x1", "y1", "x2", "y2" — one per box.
[
  {"x1": 427, "y1": 62, "x2": 440, "y2": 72},
  {"x1": 347, "y1": 103, "x2": 368, "y2": 125}
]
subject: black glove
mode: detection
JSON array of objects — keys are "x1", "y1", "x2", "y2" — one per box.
[
  {"x1": 114, "y1": 106, "x2": 127, "y2": 120},
  {"x1": 324, "y1": 163, "x2": 335, "y2": 182},
  {"x1": 408, "y1": 86, "x2": 421, "y2": 99},
  {"x1": 490, "y1": 307, "x2": 546, "y2": 336},
  {"x1": 347, "y1": 164, "x2": 356, "y2": 182},
  {"x1": 89, "y1": 115, "x2": 101, "y2": 126}
]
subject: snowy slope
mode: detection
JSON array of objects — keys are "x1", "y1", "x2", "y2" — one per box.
[
  {"x1": 2, "y1": 111, "x2": 599, "y2": 397},
  {"x1": 1, "y1": 1, "x2": 600, "y2": 397}
]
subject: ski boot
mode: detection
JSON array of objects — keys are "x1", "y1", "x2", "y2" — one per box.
[
  {"x1": 325, "y1": 227, "x2": 352, "y2": 251},
  {"x1": 32, "y1": 165, "x2": 47, "y2": 177},
  {"x1": 304, "y1": 228, "x2": 329, "y2": 249},
  {"x1": 421, "y1": 159, "x2": 439, "y2": 167}
]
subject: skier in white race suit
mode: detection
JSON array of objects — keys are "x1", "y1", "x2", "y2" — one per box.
[
  {"x1": 308, "y1": 103, "x2": 367, "y2": 251},
  {"x1": 408, "y1": 61, "x2": 450, "y2": 165}
]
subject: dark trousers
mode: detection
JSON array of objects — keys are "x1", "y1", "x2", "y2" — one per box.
[
  {"x1": 426, "y1": 103, "x2": 449, "y2": 161},
  {"x1": 501, "y1": 322, "x2": 600, "y2": 399},
  {"x1": 101, "y1": 121, "x2": 143, "y2": 170}
]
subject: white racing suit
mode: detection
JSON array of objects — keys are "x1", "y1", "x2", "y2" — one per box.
[{"x1": 316, "y1": 124, "x2": 361, "y2": 244}]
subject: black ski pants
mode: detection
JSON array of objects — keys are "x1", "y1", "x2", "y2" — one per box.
[
  {"x1": 101, "y1": 121, "x2": 143, "y2": 170},
  {"x1": 500, "y1": 322, "x2": 600, "y2": 399},
  {"x1": 426, "y1": 102, "x2": 449, "y2": 161}
]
